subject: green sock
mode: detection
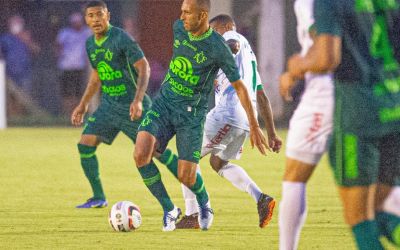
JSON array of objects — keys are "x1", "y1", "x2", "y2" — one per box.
[
  {"x1": 352, "y1": 220, "x2": 384, "y2": 250},
  {"x1": 138, "y1": 161, "x2": 174, "y2": 212},
  {"x1": 376, "y1": 211, "x2": 400, "y2": 246},
  {"x1": 158, "y1": 149, "x2": 209, "y2": 206},
  {"x1": 77, "y1": 144, "x2": 105, "y2": 200}
]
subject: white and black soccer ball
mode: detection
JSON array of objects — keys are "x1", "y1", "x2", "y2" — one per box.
[{"x1": 108, "y1": 201, "x2": 141, "y2": 232}]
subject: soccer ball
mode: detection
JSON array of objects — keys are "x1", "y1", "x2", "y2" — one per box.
[{"x1": 108, "y1": 201, "x2": 142, "y2": 232}]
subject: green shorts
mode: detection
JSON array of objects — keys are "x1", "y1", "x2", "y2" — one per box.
[
  {"x1": 83, "y1": 103, "x2": 145, "y2": 145},
  {"x1": 138, "y1": 96, "x2": 205, "y2": 163},
  {"x1": 329, "y1": 132, "x2": 400, "y2": 186}
]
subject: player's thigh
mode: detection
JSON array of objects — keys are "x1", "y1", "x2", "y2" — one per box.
[
  {"x1": 82, "y1": 105, "x2": 119, "y2": 145},
  {"x1": 120, "y1": 108, "x2": 150, "y2": 144},
  {"x1": 286, "y1": 94, "x2": 333, "y2": 165},
  {"x1": 176, "y1": 114, "x2": 205, "y2": 164},
  {"x1": 137, "y1": 102, "x2": 175, "y2": 154},
  {"x1": 283, "y1": 158, "x2": 317, "y2": 182},
  {"x1": 329, "y1": 132, "x2": 380, "y2": 187},
  {"x1": 216, "y1": 127, "x2": 247, "y2": 161}
]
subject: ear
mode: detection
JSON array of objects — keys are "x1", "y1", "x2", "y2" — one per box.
[{"x1": 200, "y1": 11, "x2": 208, "y2": 21}]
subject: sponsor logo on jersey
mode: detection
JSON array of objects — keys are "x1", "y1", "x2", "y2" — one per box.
[
  {"x1": 97, "y1": 61, "x2": 123, "y2": 81},
  {"x1": 101, "y1": 84, "x2": 127, "y2": 96},
  {"x1": 169, "y1": 56, "x2": 200, "y2": 86},
  {"x1": 174, "y1": 39, "x2": 181, "y2": 48}
]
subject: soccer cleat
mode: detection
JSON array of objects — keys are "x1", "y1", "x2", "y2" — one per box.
[
  {"x1": 175, "y1": 213, "x2": 200, "y2": 229},
  {"x1": 76, "y1": 198, "x2": 108, "y2": 208},
  {"x1": 198, "y1": 201, "x2": 214, "y2": 230},
  {"x1": 162, "y1": 206, "x2": 182, "y2": 232},
  {"x1": 257, "y1": 193, "x2": 276, "y2": 228}
]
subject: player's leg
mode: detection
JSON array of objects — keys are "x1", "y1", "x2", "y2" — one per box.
[
  {"x1": 175, "y1": 116, "x2": 213, "y2": 230},
  {"x1": 279, "y1": 98, "x2": 332, "y2": 249},
  {"x1": 76, "y1": 106, "x2": 118, "y2": 208},
  {"x1": 330, "y1": 133, "x2": 384, "y2": 250},
  {"x1": 383, "y1": 182, "x2": 400, "y2": 216},
  {"x1": 134, "y1": 106, "x2": 180, "y2": 231},
  {"x1": 279, "y1": 158, "x2": 316, "y2": 250},
  {"x1": 374, "y1": 134, "x2": 400, "y2": 247}
]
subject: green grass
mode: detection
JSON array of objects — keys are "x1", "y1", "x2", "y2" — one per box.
[{"x1": 0, "y1": 128, "x2": 396, "y2": 249}]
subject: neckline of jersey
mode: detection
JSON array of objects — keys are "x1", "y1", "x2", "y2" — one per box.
[
  {"x1": 94, "y1": 25, "x2": 113, "y2": 47},
  {"x1": 188, "y1": 27, "x2": 213, "y2": 42}
]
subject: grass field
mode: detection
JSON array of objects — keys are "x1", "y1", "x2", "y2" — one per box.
[{"x1": 0, "y1": 128, "x2": 396, "y2": 249}]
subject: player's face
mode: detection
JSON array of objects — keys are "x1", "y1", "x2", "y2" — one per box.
[
  {"x1": 180, "y1": 0, "x2": 206, "y2": 32},
  {"x1": 85, "y1": 6, "x2": 110, "y2": 36}
]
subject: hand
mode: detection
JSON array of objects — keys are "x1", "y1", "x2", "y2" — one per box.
[
  {"x1": 287, "y1": 54, "x2": 305, "y2": 79},
  {"x1": 71, "y1": 103, "x2": 88, "y2": 126},
  {"x1": 268, "y1": 134, "x2": 282, "y2": 153},
  {"x1": 279, "y1": 72, "x2": 296, "y2": 101},
  {"x1": 130, "y1": 100, "x2": 143, "y2": 121},
  {"x1": 249, "y1": 126, "x2": 270, "y2": 155}
]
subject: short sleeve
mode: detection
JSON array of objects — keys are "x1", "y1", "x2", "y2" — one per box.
[
  {"x1": 217, "y1": 42, "x2": 241, "y2": 83},
  {"x1": 85, "y1": 39, "x2": 96, "y2": 69},
  {"x1": 314, "y1": 0, "x2": 342, "y2": 37},
  {"x1": 119, "y1": 31, "x2": 144, "y2": 65}
]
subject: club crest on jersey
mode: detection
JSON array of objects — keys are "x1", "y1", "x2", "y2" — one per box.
[
  {"x1": 169, "y1": 56, "x2": 200, "y2": 85},
  {"x1": 174, "y1": 39, "x2": 181, "y2": 48},
  {"x1": 194, "y1": 51, "x2": 207, "y2": 64},
  {"x1": 105, "y1": 49, "x2": 113, "y2": 61}
]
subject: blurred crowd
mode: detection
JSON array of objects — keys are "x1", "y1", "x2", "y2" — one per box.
[{"x1": 0, "y1": 12, "x2": 168, "y2": 118}]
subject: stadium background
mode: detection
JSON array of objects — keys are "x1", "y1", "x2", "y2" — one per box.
[{"x1": 0, "y1": 0, "x2": 299, "y2": 127}]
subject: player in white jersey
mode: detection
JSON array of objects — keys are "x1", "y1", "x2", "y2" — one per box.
[
  {"x1": 279, "y1": 0, "x2": 334, "y2": 249},
  {"x1": 279, "y1": 1, "x2": 400, "y2": 249},
  {"x1": 176, "y1": 14, "x2": 282, "y2": 229}
]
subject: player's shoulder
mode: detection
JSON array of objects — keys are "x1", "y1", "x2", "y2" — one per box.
[{"x1": 173, "y1": 19, "x2": 185, "y2": 33}]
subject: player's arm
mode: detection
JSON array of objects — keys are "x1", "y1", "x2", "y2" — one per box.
[
  {"x1": 287, "y1": 35, "x2": 341, "y2": 78},
  {"x1": 256, "y1": 87, "x2": 282, "y2": 153},
  {"x1": 71, "y1": 69, "x2": 101, "y2": 126},
  {"x1": 231, "y1": 79, "x2": 269, "y2": 154},
  {"x1": 130, "y1": 57, "x2": 150, "y2": 120}
]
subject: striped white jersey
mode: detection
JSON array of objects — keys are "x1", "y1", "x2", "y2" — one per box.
[{"x1": 207, "y1": 30, "x2": 262, "y2": 131}]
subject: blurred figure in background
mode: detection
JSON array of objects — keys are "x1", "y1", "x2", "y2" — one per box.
[
  {"x1": 0, "y1": 15, "x2": 40, "y2": 96},
  {"x1": 56, "y1": 12, "x2": 91, "y2": 116}
]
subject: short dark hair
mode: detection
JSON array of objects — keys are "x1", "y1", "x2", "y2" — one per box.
[
  {"x1": 85, "y1": 0, "x2": 107, "y2": 11},
  {"x1": 210, "y1": 14, "x2": 235, "y2": 26},
  {"x1": 195, "y1": 0, "x2": 211, "y2": 12}
]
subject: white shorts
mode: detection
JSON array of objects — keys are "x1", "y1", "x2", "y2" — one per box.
[
  {"x1": 201, "y1": 118, "x2": 248, "y2": 161},
  {"x1": 286, "y1": 73, "x2": 334, "y2": 165}
]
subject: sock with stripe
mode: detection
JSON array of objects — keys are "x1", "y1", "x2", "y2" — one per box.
[
  {"x1": 77, "y1": 144, "x2": 105, "y2": 200},
  {"x1": 352, "y1": 220, "x2": 384, "y2": 250},
  {"x1": 376, "y1": 211, "x2": 400, "y2": 246},
  {"x1": 138, "y1": 160, "x2": 174, "y2": 212},
  {"x1": 158, "y1": 149, "x2": 209, "y2": 206}
]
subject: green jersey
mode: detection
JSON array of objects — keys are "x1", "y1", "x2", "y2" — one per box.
[
  {"x1": 160, "y1": 20, "x2": 241, "y2": 113},
  {"x1": 315, "y1": 0, "x2": 400, "y2": 137},
  {"x1": 86, "y1": 25, "x2": 151, "y2": 112}
]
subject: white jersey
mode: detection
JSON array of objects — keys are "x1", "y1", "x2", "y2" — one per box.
[{"x1": 207, "y1": 30, "x2": 262, "y2": 131}]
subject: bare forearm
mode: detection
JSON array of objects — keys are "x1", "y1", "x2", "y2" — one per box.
[
  {"x1": 133, "y1": 58, "x2": 150, "y2": 103},
  {"x1": 257, "y1": 91, "x2": 276, "y2": 137},
  {"x1": 79, "y1": 72, "x2": 101, "y2": 106}
]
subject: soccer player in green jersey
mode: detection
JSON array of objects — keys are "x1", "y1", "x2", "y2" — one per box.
[
  {"x1": 71, "y1": 1, "x2": 176, "y2": 212},
  {"x1": 284, "y1": 0, "x2": 400, "y2": 249},
  {"x1": 134, "y1": 0, "x2": 269, "y2": 231}
]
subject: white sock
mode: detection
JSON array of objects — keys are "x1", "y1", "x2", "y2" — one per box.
[
  {"x1": 218, "y1": 163, "x2": 262, "y2": 202},
  {"x1": 383, "y1": 186, "x2": 400, "y2": 216},
  {"x1": 279, "y1": 181, "x2": 307, "y2": 250},
  {"x1": 181, "y1": 165, "x2": 201, "y2": 216}
]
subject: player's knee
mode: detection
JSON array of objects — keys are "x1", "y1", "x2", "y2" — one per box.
[
  {"x1": 178, "y1": 174, "x2": 196, "y2": 187},
  {"x1": 134, "y1": 147, "x2": 151, "y2": 167},
  {"x1": 209, "y1": 155, "x2": 226, "y2": 173}
]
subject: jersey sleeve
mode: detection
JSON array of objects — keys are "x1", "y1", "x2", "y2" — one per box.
[
  {"x1": 217, "y1": 42, "x2": 241, "y2": 83},
  {"x1": 120, "y1": 31, "x2": 144, "y2": 65},
  {"x1": 85, "y1": 39, "x2": 96, "y2": 69},
  {"x1": 314, "y1": 0, "x2": 341, "y2": 36}
]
